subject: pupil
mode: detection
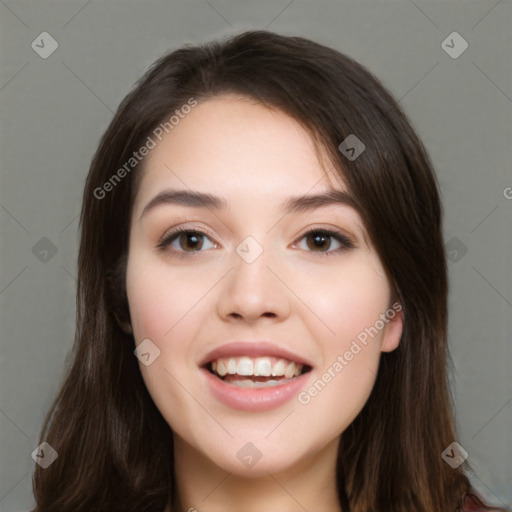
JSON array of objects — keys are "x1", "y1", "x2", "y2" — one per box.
[
  {"x1": 181, "y1": 233, "x2": 203, "y2": 251},
  {"x1": 308, "y1": 233, "x2": 330, "y2": 251}
]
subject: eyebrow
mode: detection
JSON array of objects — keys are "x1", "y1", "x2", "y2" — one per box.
[{"x1": 139, "y1": 188, "x2": 361, "y2": 220}]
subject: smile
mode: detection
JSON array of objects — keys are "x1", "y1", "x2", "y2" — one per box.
[
  {"x1": 208, "y1": 356, "x2": 307, "y2": 388},
  {"x1": 200, "y1": 342, "x2": 313, "y2": 411}
]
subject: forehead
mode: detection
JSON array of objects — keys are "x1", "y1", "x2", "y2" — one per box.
[
  {"x1": 132, "y1": 95, "x2": 371, "y2": 246},
  {"x1": 134, "y1": 94, "x2": 342, "y2": 208},
  {"x1": 130, "y1": 95, "x2": 371, "y2": 246}
]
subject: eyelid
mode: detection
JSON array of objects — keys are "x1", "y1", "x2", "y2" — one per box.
[
  {"x1": 291, "y1": 228, "x2": 355, "y2": 253},
  {"x1": 293, "y1": 224, "x2": 356, "y2": 246},
  {"x1": 157, "y1": 223, "x2": 218, "y2": 247}
]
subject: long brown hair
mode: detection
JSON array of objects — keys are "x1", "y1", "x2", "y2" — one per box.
[{"x1": 33, "y1": 30, "x2": 485, "y2": 511}]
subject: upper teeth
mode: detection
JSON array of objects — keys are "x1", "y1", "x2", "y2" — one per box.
[{"x1": 211, "y1": 356, "x2": 303, "y2": 379}]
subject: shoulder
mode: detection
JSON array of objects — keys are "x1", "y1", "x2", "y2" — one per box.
[{"x1": 459, "y1": 491, "x2": 509, "y2": 512}]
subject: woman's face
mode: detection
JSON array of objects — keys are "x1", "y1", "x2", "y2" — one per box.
[{"x1": 126, "y1": 94, "x2": 403, "y2": 476}]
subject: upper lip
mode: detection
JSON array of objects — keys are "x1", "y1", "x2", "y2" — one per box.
[{"x1": 199, "y1": 341, "x2": 313, "y2": 368}]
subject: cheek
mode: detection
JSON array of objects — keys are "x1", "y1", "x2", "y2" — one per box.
[
  {"x1": 297, "y1": 353, "x2": 379, "y2": 445},
  {"x1": 291, "y1": 254, "x2": 391, "y2": 350},
  {"x1": 294, "y1": 258, "x2": 390, "y2": 432},
  {"x1": 125, "y1": 255, "x2": 212, "y2": 433},
  {"x1": 125, "y1": 254, "x2": 222, "y2": 387},
  {"x1": 126, "y1": 254, "x2": 206, "y2": 342}
]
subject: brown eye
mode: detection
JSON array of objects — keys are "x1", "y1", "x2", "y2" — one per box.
[
  {"x1": 178, "y1": 232, "x2": 204, "y2": 251},
  {"x1": 306, "y1": 232, "x2": 332, "y2": 251},
  {"x1": 157, "y1": 229, "x2": 216, "y2": 253},
  {"x1": 296, "y1": 229, "x2": 355, "y2": 255}
]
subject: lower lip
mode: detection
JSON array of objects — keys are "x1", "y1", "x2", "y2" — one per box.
[{"x1": 200, "y1": 367, "x2": 311, "y2": 412}]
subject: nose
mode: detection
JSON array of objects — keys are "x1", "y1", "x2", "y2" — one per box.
[{"x1": 216, "y1": 245, "x2": 292, "y2": 324}]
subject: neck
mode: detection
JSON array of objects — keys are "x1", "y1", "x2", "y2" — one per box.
[{"x1": 167, "y1": 435, "x2": 343, "y2": 512}]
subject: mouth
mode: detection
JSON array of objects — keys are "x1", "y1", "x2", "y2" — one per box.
[
  {"x1": 204, "y1": 356, "x2": 312, "y2": 389},
  {"x1": 199, "y1": 341, "x2": 314, "y2": 411}
]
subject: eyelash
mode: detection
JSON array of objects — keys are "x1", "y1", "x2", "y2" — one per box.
[{"x1": 156, "y1": 227, "x2": 355, "y2": 259}]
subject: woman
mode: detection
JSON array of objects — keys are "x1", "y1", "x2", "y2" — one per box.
[{"x1": 32, "y1": 30, "x2": 508, "y2": 512}]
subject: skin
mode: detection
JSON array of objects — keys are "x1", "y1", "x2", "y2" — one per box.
[{"x1": 125, "y1": 94, "x2": 403, "y2": 512}]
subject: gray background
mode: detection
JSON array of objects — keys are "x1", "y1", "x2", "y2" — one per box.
[{"x1": 1, "y1": 0, "x2": 511, "y2": 510}]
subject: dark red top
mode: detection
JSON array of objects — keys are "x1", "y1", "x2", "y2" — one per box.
[{"x1": 460, "y1": 491, "x2": 509, "y2": 511}]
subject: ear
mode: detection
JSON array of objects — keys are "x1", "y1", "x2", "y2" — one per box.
[
  {"x1": 380, "y1": 302, "x2": 404, "y2": 353},
  {"x1": 106, "y1": 254, "x2": 133, "y2": 336}
]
